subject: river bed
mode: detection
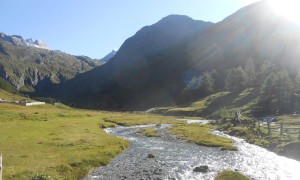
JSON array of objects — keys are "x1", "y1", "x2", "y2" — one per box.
[{"x1": 86, "y1": 124, "x2": 300, "y2": 180}]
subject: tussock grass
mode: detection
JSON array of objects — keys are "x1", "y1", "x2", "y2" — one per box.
[
  {"x1": 215, "y1": 170, "x2": 250, "y2": 180},
  {"x1": 168, "y1": 123, "x2": 237, "y2": 151},
  {"x1": 138, "y1": 128, "x2": 159, "y2": 137}
]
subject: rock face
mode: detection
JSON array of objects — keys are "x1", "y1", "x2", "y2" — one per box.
[
  {"x1": 33, "y1": 39, "x2": 49, "y2": 49},
  {"x1": 0, "y1": 33, "x2": 27, "y2": 46},
  {"x1": 25, "y1": 38, "x2": 49, "y2": 49}
]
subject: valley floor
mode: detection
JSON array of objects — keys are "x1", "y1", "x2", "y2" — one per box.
[
  {"x1": 0, "y1": 100, "x2": 245, "y2": 179},
  {"x1": 1, "y1": 89, "x2": 298, "y2": 179}
]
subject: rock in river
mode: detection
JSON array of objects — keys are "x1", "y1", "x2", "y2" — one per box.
[{"x1": 193, "y1": 165, "x2": 209, "y2": 173}]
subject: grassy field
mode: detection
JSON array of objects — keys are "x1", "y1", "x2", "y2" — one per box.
[
  {"x1": 169, "y1": 123, "x2": 237, "y2": 151},
  {"x1": 0, "y1": 103, "x2": 132, "y2": 179}
]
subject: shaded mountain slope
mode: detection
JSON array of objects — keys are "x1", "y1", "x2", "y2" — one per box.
[
  {"x1": 54, "y1": 15, "x2": 213, "y2": 109},
  {"x1": 55, "y1": 1, "x2": 300, "y2": 110},
  {"x1": 0, "y1": 34, "x2": 101, "y2": 95}
]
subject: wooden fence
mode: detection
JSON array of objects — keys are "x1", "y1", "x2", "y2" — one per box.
[
  {"x1": 252, "y1": 120, "x2": 300, "y2": 139},
  {"x1": 238, "y1": 117, "x2": 300, "y2": 139}
]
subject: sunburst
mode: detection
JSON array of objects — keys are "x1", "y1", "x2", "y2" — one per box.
[{"x1": 269, "y1": 0, "x2": 300, "y2": 23}]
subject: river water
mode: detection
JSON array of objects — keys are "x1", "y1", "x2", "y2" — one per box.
[{"x1": 87, "y1": 124, "x2": 300, "y2": 180}]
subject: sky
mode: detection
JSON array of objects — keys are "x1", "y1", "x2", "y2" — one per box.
[{"x1": 0, "y1": 0, "x2": 260, "y2": 59}]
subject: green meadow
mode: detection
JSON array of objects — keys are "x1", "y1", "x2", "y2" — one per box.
[{"x1": 0, "y1": 103, "x2": 130, "y2": 179}]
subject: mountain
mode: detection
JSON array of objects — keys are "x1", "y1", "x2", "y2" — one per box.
[
  {"x1": 54, "y1": 1, "x2": 300, "y2": 111},
  {"x1": 0, "y1": 33, "x2": 101, "y2": 95},
  {"x1": 53, "y1": 15, "x2": 213, "y2": 109},
  {"x1": 0, "y1": 32, "x2": 49, "y2": 49},
  {"x1": 99, "y1": 50, "x2": 117, "y2": 63}
]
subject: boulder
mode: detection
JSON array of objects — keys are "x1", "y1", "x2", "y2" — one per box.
[{"x1": 193, "y1": 165, "x2": 209, "y2": 173}]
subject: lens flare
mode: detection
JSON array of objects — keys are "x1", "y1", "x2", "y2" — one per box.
[{"x1": 269, "y1": 0, "x2": 300, "y2": 23}]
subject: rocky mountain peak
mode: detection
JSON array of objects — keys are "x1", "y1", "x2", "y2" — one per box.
[
  {"x1": 25, "y1": 38, "x2": 49, "y2": 49},
  {"x1": 99, "y1": 50, "x2": 117, "y2": 63},
  {"x1": 0, "y1": 33, "x2": 49, "y2": 49}
]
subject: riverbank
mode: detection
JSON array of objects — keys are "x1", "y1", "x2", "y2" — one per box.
[
  {"x1": 149, "y1": 88, "x2": 300, "y2": 163},
  {"x1": 168, "y1": 123, "x2": 237, "y2": 151},
  {"x1": 104, "y1": 115, "x2": 238, "y2": 151},
  {"x1": 213, "y1": 116, "x2": 300, "y2": 162}
]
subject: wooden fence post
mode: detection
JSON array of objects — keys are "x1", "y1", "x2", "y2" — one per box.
[
  {"x1": 0, "y1": 154, "x2": 2, "y2": 180},
  {"x1": 257, "y1": 120, "x2": 261, "y2": 135},
  {"x1": 267, "y1": 122, "x2": 270, "y2": 136},
  {"x1": 280, "y1": 123, "x2": 283, "y2": 136}
]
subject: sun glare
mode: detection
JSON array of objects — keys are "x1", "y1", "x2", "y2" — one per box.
[{"x1": 269, "y1": 0, "x2": 300, "y2": 23}]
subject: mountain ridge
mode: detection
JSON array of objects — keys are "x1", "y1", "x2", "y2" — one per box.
[
  {"x1": 0, "y1": 33, "x2": 101, "y2": 95},
  {"x1": 0, "y1": 32, "x2": 49, "y2": 49},
  {"x1": 51, "y1": 14, "x2": 214, "y2": 109}
]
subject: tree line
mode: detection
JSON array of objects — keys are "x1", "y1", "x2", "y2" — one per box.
[{"x1": 185, "y1": 58, "x2": 300, "y2": 115}]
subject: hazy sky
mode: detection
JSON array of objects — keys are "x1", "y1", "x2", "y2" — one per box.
[{"x1": 0, "y1": 0, "x2": 260, "y2": 58}]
